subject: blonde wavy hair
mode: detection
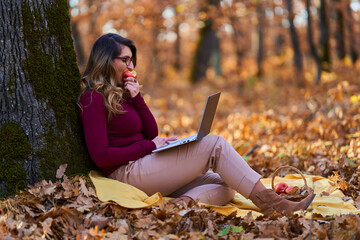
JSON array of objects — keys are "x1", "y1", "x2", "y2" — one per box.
[{"x1": 78, "y1": 33, "x2": 137, "y2": 121}]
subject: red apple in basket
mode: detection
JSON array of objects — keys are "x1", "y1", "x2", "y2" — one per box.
[
  {"x1": 285, "y1": 185, "x2": 300, "y2": 195},
  {"x1": 274, "y1": 182, "x2": 288, "y2": 194},
  {"x1": 122, "y1": 70, "x2": 137, "y2": 81}
]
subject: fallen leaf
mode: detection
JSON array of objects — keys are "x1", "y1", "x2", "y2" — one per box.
[
  {"x1": 56, "y1": 164, "x2": 68, "y2": 179},
  {"x1": 42, "y1": 184, "x2": 57, "y2": 196},
  {"x1": 79, "y1": 178, "x2": 90, "y2": 197},
  {"x1": 40, "y1": 218, "x2": 54, "y2": 238},
  {"x1": 342, "y1": 196, "x2": 352, "y2": 202},
  {"x1": 90, "y1": 215, "x2": 112, "y2": 229},
  {"x1": 218, "y1": 226, "x2": 230, "y2": 236},
  {"x1": 230, "y1": 225, "x2": 243, "y2": 233},
  {"x1": 320, "y1": 191, "x2": 330, "y2": 196},
  {"x1": 355, "y1": 197, "x2": 360, "y2": 209}
]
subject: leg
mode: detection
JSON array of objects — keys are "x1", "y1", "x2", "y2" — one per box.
[
  {"x1": 180, "y1": 184, "x2": 235, "y2": 206},
  {"x1": 249, "y1": 179, "x2": 267, "y2": 200},
  {"x1": 109, "y1": 134, "x2": 315, "y2": 215},
  {"x1": 109, "y1": 135, "x2": 260, "y2": 198},
  {"x1": 168, "y1": 171, "x2": 235, "y2": 205}
]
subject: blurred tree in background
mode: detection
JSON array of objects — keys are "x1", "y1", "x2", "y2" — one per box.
[{"x1": 70, "y1": 0, "x2": 360, "y2": 86}]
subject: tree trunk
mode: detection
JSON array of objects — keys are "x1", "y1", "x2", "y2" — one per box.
[
  {"x1": 286, "y1": 0, "x2": 304, "y2": 87},
  {"x1": 256, "y1": 1, "x2": 265, "y2": 77},
  {"x1": 174, "y1": 11, "x2": 181, "y2": 71},
  {"x1": 319, "y1": 0, "x2": 331, "y2": 71},
  {"x1": 274, "y1": 34, "x2": 285, "y2": 56},
  {"x1": 145, "y1": 0, "x2": 163, "y2": 83},
  {"x1": 0, "y1": 0, "x2": 91, "y2": 197},
  {"x1": 334, "y1": 0, "x2": 346, "y2": 60},
  {"x1": 346, "y1": 0, "x2": 358, "y2": 63},
  {"x1": 190, "y1": 0, "x2": 221, "y2": 83},
  {"x1": 229, "y1": 8, "x2": 245, "y2": 76},
  {"x1": 306, "y1": 0, "x2": 322, "y2": 84},
  {"x1": 72, "y1": 21, "x2": 86, "y2": 68}
]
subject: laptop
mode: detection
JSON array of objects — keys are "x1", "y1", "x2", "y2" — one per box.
[{"x1": 152, "y1": 92, "x2": 221, "y2": 153}]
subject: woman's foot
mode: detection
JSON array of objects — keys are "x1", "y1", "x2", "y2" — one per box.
[{"x1": 250, "y1": 188, "x2": 316, "y2": 216}]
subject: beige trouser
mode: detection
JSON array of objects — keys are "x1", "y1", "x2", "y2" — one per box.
[{"x1": 109, "y1": 135, "x2": 261, "y2": 205}]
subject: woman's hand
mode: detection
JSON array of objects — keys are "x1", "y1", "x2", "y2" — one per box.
[
  {"x1": 124, "y1": 77, "x2": 140, "y2": 98},
  {"x1": 152, "y1": 136, "x2": 178, "y2": 148}
]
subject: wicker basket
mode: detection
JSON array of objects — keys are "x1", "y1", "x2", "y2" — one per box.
[{"x1": 271, "y1": 165, "x2": 313, "y2": 201}]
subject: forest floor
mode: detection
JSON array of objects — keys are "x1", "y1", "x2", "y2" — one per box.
[{"x1": 1, "y1": 64, "x2": 360, "y2": 239}]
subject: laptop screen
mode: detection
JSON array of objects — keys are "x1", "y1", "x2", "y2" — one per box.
[{"x1": 196, "y1": 92, "x2": 221, "y2": 140}]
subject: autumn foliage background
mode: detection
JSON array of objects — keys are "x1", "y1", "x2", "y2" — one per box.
[{"x1": 1, "y1": 0, "x2": 360, "y2": 239}]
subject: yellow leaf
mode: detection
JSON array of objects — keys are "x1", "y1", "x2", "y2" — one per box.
[
  {"x1": 176, "y1": 4, "x2": 185, "y2": 12},
  {"x1": 350, "y1": 95, "x2": 358, "y2": 103},
  {"x1": 340, "y1": 146, "x2": 350, "y2": 152},
  {"x1": 328, "y1": 172, "x2": 341, "y2": 183},
  {"x1": 89, "y1": 225, "x2": 99, "y2": 235},
  {"x1": 344, "y1": 56, "x2": 352, "y2": 66},
  {"x1": 328, "y1": 172, "x2": 351, "y2": 191}
]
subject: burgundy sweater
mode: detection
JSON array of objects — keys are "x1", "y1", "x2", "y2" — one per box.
[{"x1": 79, "y1": 90, "x2": 158, "y2": 176}]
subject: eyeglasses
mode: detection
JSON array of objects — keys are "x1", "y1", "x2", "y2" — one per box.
[{"x1": 114, "y1": 56, "x2": 134, "y2": 67}]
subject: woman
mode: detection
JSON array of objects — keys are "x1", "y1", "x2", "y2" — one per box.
[{"x1": 78, "y1": 33, "x2": 315, "y2": 216}]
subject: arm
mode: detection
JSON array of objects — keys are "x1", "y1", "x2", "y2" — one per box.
[
  {"x1": 80, "y1": 91, "x2": 156, "y2": 168},
  {"x1": 131, "y1": 92, "x2": 158, "y2": 140}
]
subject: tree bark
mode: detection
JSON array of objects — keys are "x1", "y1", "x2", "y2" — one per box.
[
  {"x1": 274, "y1": 34, "x2": 285, "y2": 56},
  {"x1": 333, "y1": 0, "x2": 346, "y2": 60},
  {"x1": 72, "y1": 21, "x2": 86, "y2": 68},
  {"x1": 190, "y1": 0, "x2": 221, "y2": 83},
  {"x1": 173, "y1": 9, "x2": 182, "y2": 71},
  {"x1": 286, "y1": 0, "x2": 304, "y2": 86},
  {"x1": 228, "y1": 5, "x2": 245, "y2": 75},
  {"x1": 319, "y1": 0, "x2": 331, "y2": 71},
  {"x1": 346, "y1": 0, "x2": 358, "y2": 63},
  {"x1": 256, "y1": 1, "x2": 265, "y2": 77},
  {"x1": 306, "y1": 0, "x2": 322, "y2": 84},
  {"x1": 0, "y1": 0, "x2": 91, "y2": 197}
]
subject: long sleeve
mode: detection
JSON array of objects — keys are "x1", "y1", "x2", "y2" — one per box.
[
  {"x1": 131, "y1": 93, "x2": 158, "y2": 140},
  {"x1": 79, "y1": 91, "x2": 156, "y2": 175}
]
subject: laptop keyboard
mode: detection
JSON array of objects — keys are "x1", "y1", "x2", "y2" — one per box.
[
  {"x1": 178, "y1": 135, "x2": 196, "y2": 144},
  {"x1": 161, "y1": 134, "x2": 196, "y2": 148}
]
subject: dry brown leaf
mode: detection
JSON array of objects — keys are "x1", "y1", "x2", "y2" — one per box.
[
  {"x1": 103, "y1": 231, "x2": 129, "y2": 240},
  {"x1": 320, "y1": 191, "x2": 330, "y2": 196},
  {"x1": 61, "y1": 180, "x2": 73, "y2": 192},
  {"x1": 42, "y1": 184, "x2": 57, "y2": 196},
  {"x1": 328, "y1": 172, "x2": 351, "y2": 191},
  {"x1": 342, "y1": 196, "x2": 352, "y2": 202},
  {"x1": 134, "y1": 215, "x2": 155, "y2": 228},
  {"x1": 23, "y1": 205, "x2": 35, "y2": 218},
  {"x1": 339, "y1": 181, "x2": 351, "y2": 191},
  {"x1": 90, "y1": 215, "x2": 112, "y2": 229},
  {"x1": 73, "y1": 188, "x2": 79, "y2": 197},
  {"x1": 79, "y1": 178, "x2": 91, "y2": 197},
  {"x1": 40, "y1": 217, "x2": 54, "y2": 238},
  {"x1": 355, "y1": 196, "x2": 360, "y2": 210},
  {"x1": 56, "y1": 164, "x2": 68, "y2": 179},
  {"x1": 77, "y1": 194, "x2": 94, "y2": 205}
]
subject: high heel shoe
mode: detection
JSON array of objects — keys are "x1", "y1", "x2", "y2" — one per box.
[{"x1": 250, "y1": 188, "x2": 316, "y2": 216}]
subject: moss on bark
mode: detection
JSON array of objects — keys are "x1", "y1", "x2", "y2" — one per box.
[
  {"x1": 0, "y1": 122, "x2": 30, "y2": 197},
  {"x1": 21, "y1": 1, "x2": 80, "y2": 128},
  {"x1": 17, "y1": 0, "x2": 92, "y2": 186}
]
